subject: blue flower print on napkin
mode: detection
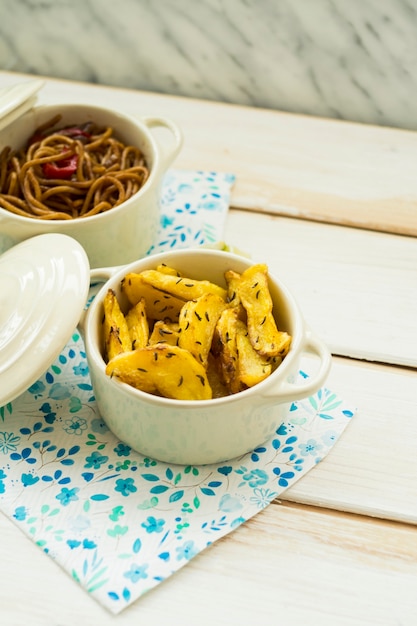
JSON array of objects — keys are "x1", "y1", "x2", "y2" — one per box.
[{"x1": 0, "y1": 169, "x2": 355, "y2": 615}]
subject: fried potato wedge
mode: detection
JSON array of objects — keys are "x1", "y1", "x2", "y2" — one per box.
[
  {"x1": 235, "y1": 319, "x2": 272, "y2": 388},
  {"x1": 214, "y1": 307, "x2": 240, "y2": 393},
  {"x1": 102, "y1": 289, "x2": 132, "y2": 361},
  {"x1": 214, "y1": 310, "x2": 272, "y2": 393},
  {"x1": 178, "y1": 293, "x2": 227, "y2": 367},
  {"x1": 106, "y1": 343, "x2": 212, "y2": 401},
  {"x1": 139, "y1": 269, "x2": 227, "y2": 301},
  {"x1": 156, "y1": 263, "x2": 183, "y2": 277},
  {"x1": 121, "y1": 272, "x2": 185, "y2": 322},
  {"x1": 224, "y1": 269, "x2": 241, "y2": 307},
  {"x1": 125, "y1": 298, "x2": 149, "y2": 350},
  {"x1": 149, "y1": 320, "x2": 180, "y2": 346},
  {"x1": 206, "y1": 353, "x2": 230, "y2": 398},
  {"x1": 236, "y1": 263, "x2": 291, "y2": 358}
]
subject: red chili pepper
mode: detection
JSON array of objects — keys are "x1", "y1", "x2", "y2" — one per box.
[{"x1": 42, "y1": 153, "x2": 78, "y2": 180}]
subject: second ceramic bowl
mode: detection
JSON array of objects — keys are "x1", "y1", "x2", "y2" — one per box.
[{"x1": 82, "y1": 248, "x2": 332, "y2": 465}]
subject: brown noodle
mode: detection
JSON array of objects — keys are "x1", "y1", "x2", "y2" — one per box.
[{"x1": 0, "y1": 115, "x2": 149, "y2": 220}]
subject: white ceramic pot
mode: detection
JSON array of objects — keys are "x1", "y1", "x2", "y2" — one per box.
[
  {"x1": 0, "y1": 94, "x2": 182, "y2": 268},
  {"x1": 82, "y1": 248, "x2": 332, "y2": 465}
]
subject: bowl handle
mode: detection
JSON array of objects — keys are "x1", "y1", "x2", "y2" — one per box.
[
  {"x1": 141, "y1": 116, "x2": 183, "y2": 171},
  {"x1": 78, "y1": 266, "x2": 122, "y2": 334},
  {"x1": 261, "y1": 330, "x2": 332, "y2": 404}
]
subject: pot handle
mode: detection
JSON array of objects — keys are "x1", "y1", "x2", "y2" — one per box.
[
  {"x1": 261, "y1": 330, "x2": 332, "y2": 404},
  {"x1": 78, "y1": 266, "x2": 122, "y2": 333},
  {"x1": 141, "y1": 116, "x2": 183, "y2": 171}
]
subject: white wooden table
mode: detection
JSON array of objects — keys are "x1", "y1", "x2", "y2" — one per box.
[{"x1": 1, "y1": 71, "x2": 417, "y2": 626}]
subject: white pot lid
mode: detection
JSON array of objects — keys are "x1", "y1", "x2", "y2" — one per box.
[
  {"x1": 0, "y1": 234, "x2": 90, "y2": 406},
  {"x1": 0, "y1": 78, "x2": 44, "y2": 132}
]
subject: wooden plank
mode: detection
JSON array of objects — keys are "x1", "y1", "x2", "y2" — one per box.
[
  {"x1": 283, "y1": 357, "x2": 417, "y2": 524},
  {"x1": 1, "y1": 71, "x2": 417, "y2": 236},
  {"x1": 1, "y1": 501, "x2": 416, "y2": 625},
  {"x1": 224, "y1": 209, "x2": 417, "y2": 367},
  {"x1": 1, "y1": 71, "x2": 416, "y2": 626}
]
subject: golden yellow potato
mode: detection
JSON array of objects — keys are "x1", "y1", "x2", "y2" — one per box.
[
  {"x1": 102, "y1": 288, "x2": 132, "y2": 360},
  {"x1": 214, "y1": 307, "x2": 240, "y2": 393},
  {"x1": 121, "y1": 272, "x2": 185, "y2": 322},
  {"x1": 178, "y1": 292, "x2": 227, "y2": 367},
  {"x1": 148, "y1": 320, "x2": 180, "y2": 346},
  {"x1": 139, "y1": 268, "x2": 227, "y2": 301},
  {"x1": 155, "y1": 263, "x2": 183, "y2": 277},
  {"x1": 224, "y1": 269, "x2": 241, "y2": 306},
  {"x1": 206, "y1": 353, "x2": 230, "y2": 398},
  {"x1": 106, "y1": 343, "x2": 212, "y2": 400},
  {"x1": 125, "y1": 298, "x2": 149, "y2": 350},
  {"x1": 235, "y1": 263, "x2": 291, "y2": 358},
  {"x1": 235, "y1": 319, "x2": 272, "y2": 387}
]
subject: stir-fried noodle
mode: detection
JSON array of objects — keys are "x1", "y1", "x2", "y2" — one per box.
[{"x1": 0, "y1": 115, "x2": 149, "y2": 220}]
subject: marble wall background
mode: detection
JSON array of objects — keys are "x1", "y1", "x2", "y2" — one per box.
[{"x1": 1, "y1": 0, "x2": 417, "y2": 130}]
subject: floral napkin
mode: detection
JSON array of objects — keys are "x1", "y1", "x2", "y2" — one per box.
[
  {"x1": 150, "y1": 169, "x2": 236, "y2": 254},
  {"x1": 0, "y1": 170, "x2": 355, "y2": 614}
]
